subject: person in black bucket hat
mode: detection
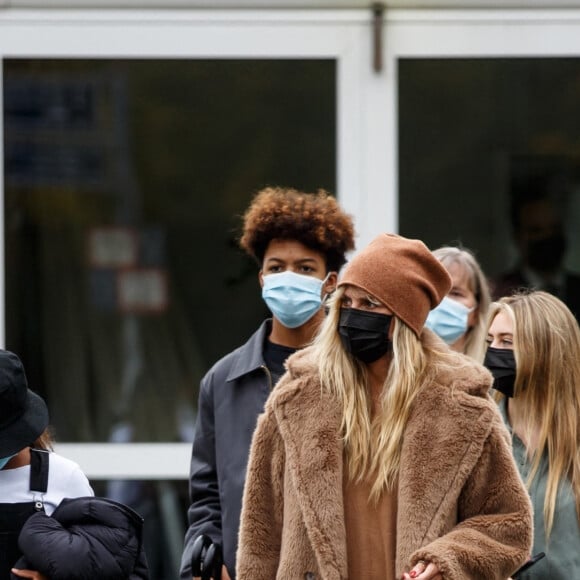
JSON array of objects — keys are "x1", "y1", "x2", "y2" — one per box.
[
  {"x1": 0, "y1": 350, "x2": 150, "y2": 580},
  {"x1": 0, "y1": 350, "x2": 49, "y2": 459},
  {"x1": 0, "y1": 349, "x2": 94, "y2": 580}
]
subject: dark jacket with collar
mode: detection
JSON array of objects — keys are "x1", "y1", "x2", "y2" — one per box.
[
  {"x1": 12, "y1": 496, "x2": 148, "y2": 579},
  {"x1": 180, "y1": 320, "x2": 273, "y2": 580}
]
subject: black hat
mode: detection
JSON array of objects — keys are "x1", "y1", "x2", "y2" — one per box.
[{"x1": 0, "y1": 350, "x2": 49, "y2": 457}]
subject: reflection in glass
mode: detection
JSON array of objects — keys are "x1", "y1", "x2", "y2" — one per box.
[
  {"x1": 4, "y1": 58, "x2": 335, "y2": 443},
  {"x1": 399, "y1": 58, "x2": 580, "y2": 320},
  {"x1": 4, "y1": 58, "x2": 335, "y2": 579}
]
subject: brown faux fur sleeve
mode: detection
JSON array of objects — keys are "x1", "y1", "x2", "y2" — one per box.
[
  {"x1": 236, "y1": 407, "x2": 285, "y2": 579},
  {"x1": 409, "y1": 420, "x2": 533, "y2": 579}
]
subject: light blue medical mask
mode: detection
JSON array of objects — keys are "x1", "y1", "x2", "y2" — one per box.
[
  {"x1": 262, "y1": 271, "x2": 327, "y2": 329},
  {"x1": 425, "y1": 295, "x2": 472, "y2": 344},
  {"x1": 0, "y1": 453, "x2": 16, "y2": 470}
]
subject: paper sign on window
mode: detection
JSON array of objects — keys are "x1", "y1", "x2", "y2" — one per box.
[
  {"x1": 117, "y1": 268, "x2": 168, "y2": 314},
  {"x1": 88, "y1": 227, "x2": 138, "y2": 269}
]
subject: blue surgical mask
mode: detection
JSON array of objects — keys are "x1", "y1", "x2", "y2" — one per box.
[
  {"x1": 262, "y1": 271, "x2": 327, "y2": 329},
  {"x1": 425, "y1": 295, "x2": 472, "y2": 344},
  {"x1": 0, "y1": 453, "x2": 16, "y2": 470}
]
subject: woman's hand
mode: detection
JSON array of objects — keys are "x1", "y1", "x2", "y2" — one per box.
[
  {"x1": 402, "y1": 560, "x2": 443, "y2": 580},
  {"x1": 11, "y1": 569, "x2": 48, "y2": 580}
]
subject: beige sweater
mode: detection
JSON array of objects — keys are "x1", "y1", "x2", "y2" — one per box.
[{"x1": 343, "y1": 472, "x2": 397, "y2": 580}]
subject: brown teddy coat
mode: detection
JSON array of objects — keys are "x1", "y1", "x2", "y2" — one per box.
[{"x1": 237, "y1": 339, "x2": 533, "y2": 580}]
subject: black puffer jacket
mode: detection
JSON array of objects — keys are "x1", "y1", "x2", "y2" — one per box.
[{"x1": 11, "y1": 496, "x2": 149, "y2": 579}]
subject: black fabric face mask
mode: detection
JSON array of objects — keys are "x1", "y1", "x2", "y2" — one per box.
[
  {"x1": 483, "y1": 346, "x2": 517, "y2": 398},
  {"x1": 338, "y1": 308, "x2": 393, "y2": 364},
  {"x1": 527, "y1": 233, "x2": 567, "y2": 272}
]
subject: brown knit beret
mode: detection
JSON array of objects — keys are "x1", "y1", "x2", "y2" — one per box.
[{"x1": 338, "y1": 233, "x2": 452, "y2": 336}]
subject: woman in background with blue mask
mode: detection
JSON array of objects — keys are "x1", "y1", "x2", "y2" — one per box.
[
  {"x1": 485, "y1": 291, "x2": 580, "y2": 579},
  {"x1": 181, "y1": 187, "x2": 355, "y2": 580},
  {"x1": 425, "y1": 246, "x2": 491, "y2": 362}
]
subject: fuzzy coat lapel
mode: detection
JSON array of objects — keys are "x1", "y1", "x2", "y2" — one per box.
[
  {"x1": 395, "y1": 362, "x2": 496, "y2": 570},
  {"x1": 273, "y1": 369, "x2": 348, "y2": 579}
]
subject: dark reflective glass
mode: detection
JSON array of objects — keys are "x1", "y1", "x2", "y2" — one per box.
[
  {"x1": 3, "y1": 58, "x2": 336, "y2": 444},
  {"x1": 399, "y1": 58, "x2": 580, "y2": 321},
  {"x1": 4, "y1": 59, "x2": 335, "y2": 578}
]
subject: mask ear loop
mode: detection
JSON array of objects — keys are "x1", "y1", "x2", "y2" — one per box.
[
  {"x1": 321, "y1": 272, "x2": 338, "y2": 316},
  {"x1": 321, "y1": 272, "x2": 337, "y2": 302},
  {"x1": 388, "y1": 314, "x2": 396, "y2": 340},
  {"x1": 464, "y1": 302, "x2": 478, "y2": 331}
]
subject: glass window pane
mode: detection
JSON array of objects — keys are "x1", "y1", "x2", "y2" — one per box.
[
  {"x1": 3, "y1": 59, "x2": 336, "y2": 444},
  {"x1": 399, "y1": 58, "x2": 580, "y2": 320}
]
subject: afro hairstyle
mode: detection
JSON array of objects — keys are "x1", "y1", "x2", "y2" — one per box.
[{"x1": 239, "y1": 186, "x2": 355, "y2": 272}]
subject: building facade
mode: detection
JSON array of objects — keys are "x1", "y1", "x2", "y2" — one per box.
[{"x1": 3, "y1": 1, "x2": 580, "y2": 575}]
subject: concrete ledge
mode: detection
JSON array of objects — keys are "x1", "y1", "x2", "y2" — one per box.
[
  {"x1": 54, "y1": 442, "x2": 192, "y2": 480},
  {"x1": 4, "y1": 0, "x2": 580, "y2": 9}
]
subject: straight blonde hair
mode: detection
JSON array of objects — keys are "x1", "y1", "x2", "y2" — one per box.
[
  {"x1": 490, "y1": 291, "x2": 580, "y2": 537},
  {"x1": 315, "y1": 287, "x2": 464, "y2": 501}
]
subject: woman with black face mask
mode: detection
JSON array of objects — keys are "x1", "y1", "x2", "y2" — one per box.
[
  {"x1": 236, "y1": 233, "x2": 533, "y2": 580},
  {"x1": 485, "y1": 291, "x2": 580, "y2": 579}
]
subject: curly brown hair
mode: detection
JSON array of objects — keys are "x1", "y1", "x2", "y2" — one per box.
[{"x1": 240, "y1": 187, "x2": 355, "y2": 271}]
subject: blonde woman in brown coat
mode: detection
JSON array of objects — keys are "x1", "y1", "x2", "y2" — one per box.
[{"x1": 237, "y1": 234, "x2": 533, "y2": 580}]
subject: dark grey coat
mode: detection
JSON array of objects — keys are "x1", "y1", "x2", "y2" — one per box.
[{"x1": 180, "y1": 320, "x2": 273, "y2": 580}]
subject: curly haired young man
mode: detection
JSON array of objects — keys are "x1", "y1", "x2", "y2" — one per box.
[{"x1": 180, "y1": 187, "x2": 355, "y2": 580}]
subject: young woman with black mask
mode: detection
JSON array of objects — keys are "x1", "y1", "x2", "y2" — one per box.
[{"x1": 485, "y1": 291, "x2": 580, "y2": 578}]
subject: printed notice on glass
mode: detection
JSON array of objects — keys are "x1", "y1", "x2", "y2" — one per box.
[
  {"x1": 117, "y1": 268, "x2": 168, "y2": 314},
  {"x1": 88, "y1": 227, "x2": 138, "y2": 269}
]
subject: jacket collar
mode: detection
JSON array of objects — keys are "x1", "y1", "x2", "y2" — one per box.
[
  {"x1": 272, "y1": 349, "x2": 348, "y2": 579},
  {"x1": 226, "y1": 319, "x2": 272, "y2": 382}
]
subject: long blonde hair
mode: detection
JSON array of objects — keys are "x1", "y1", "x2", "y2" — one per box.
[
  {"x1": 490, "y1": 291, "x2": 580, "y2": 536},
  {"x1": 33, "y1": 427, "x2": 54, "y2": 451},
  {"x1": 315, "y1": 287, "x2": 459, "y2": 501},
  {"x1": 433, "y1": 246, "x2": 491, "y2": 362}
]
